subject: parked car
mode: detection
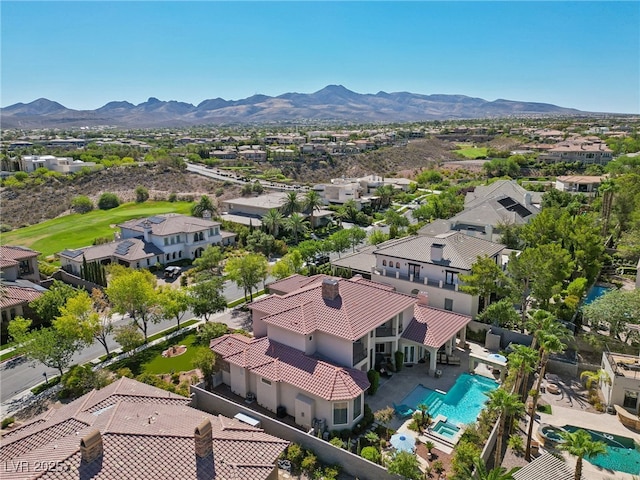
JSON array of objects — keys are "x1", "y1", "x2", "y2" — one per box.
[{"x1": 164, "y1": 266, "x2": 181, "y2": 278}]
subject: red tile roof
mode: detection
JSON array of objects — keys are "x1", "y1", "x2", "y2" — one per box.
[
  {"x1": 267, "y1": 274, "x2": 328, "y2": 294},
  {"x1": 401, "y1": 305, "x2": 471, "y2": 348},
  {"x1": 0, "y1": 377, "x2": 288, "y2": 480},
  {"x1": 0, "y1": 245, "x2": 39, "y2": 262},
  {"x1": 0, "y1": 285, "x2": 44, "y2": 309},
  {"x1": 211, "y1": 334, "x2": 369, "y2": 401},
  {"x1": 252, "y1": 276, "x2": 416, "y2": 341}
]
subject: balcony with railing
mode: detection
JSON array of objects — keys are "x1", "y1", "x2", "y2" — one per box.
[
  {"x1": 374, "y1": 268, "x2": 459, "y2": 291},
  {"x1": 375, "y1": 325, "x2": 395, "y2": 337}
]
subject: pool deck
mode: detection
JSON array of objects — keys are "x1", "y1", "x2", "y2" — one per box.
[{"x1": 367, "y1": 341, "x2": 500, "y2": 452}]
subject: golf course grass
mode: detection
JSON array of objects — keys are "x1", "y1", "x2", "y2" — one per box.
[
  {"x1": 454, "y1": 146, "x2": 488, "y2": 159},
  {"x1": 1, "y1": 201, "x2": 193, "y2": 257}
]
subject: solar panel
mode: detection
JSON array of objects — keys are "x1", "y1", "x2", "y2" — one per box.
[
  {"x1": 497, "y1": 197, "x2": 532, "y2": 218},
  {"x1": 147, "y1": 216, "x2": 166, "y2": 224},
  {"x1": 61, "y1": 249, "x2": 84, "y2": 259},
  {"x1": 114, "y1": 240, "x2": 134, "y2": 255}
]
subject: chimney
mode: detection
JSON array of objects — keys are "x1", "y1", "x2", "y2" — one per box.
[
  {"x1": 430, "y1": 243, "x2": 444, "y2": 262},
  {"x1": 523, "y1": 192, "x2": 532, "y2": 207},
  {"x1": 202, "y1": 210, "x2": 212, "y2": 221},
  {"x1": 194, "y1": 419, "x2": 213, "y2": 458},
  {"x1": 80, "y1": 429, "x2": 103, "y2": 464},
  {"x1": 142, "y1": 220, "x2": 152, "y2": 242},
  {"x1": 417, "y1": 291, "x2": 429, "y2": 306},
  {"x1": 485, "y1": 225, "x2": 494, "y2": 239},
  {"x1": 321, "y1": 278, "x2": 340, "y2": 301}
]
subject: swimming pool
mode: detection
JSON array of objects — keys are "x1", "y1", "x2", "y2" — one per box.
[
  {"x1": 583, "y1": 285, "x2": 613, "y2": 305},
  {"x1": 400, "y1": 373, "x2": 499, "y2": 427},
  {"x1": 562, "y1": 425, "x2": 640, "y2": 475}
]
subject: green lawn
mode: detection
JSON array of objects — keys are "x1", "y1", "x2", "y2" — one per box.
[
  {"x1": 142, "y1": 333, "x2": 202, "y2": 374},
  {"x1": 1, "y1": 201, "x2": 193, "y2": 257},
  {"x1": 454, "y1": 146, "x2": 488, "y2": 159}
]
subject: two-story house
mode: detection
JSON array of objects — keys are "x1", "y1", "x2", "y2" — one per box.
[
  {"x1": 211, "y1": 275, "x2": 471, "y2": 430},
  {"x1": 332, "y1": 232, "x2": 506, "y2": 317},
  {"x1": 59, "y1": 213, "x2": 235, "y2": 275},
  {"x1": 1, "y1": 245, "x2": 45, "y2": 343}
]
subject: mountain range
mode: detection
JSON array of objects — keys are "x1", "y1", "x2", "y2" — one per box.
[{"x1": 1, "y1": 85, "x2": 586, "y2": 129}]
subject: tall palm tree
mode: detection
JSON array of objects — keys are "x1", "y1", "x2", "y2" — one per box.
[
  {"x1": 282, "y1": 191, "x2": 301, "y2": 216},
  {"x1": 375, "y1": 184, "x2": 395, "y2": 209},
  {"x1": 463, "y1": 456, "x2": 519, "y2": 480},
  {"x1": 507, "y1": 345, "x2": 539, "y2": 402},
  {"x1": 285, "y1": 212, "x2": 307, "y2": 244},
  {"x1": 598, "y1": 179, "x2": 616, "y2": 237},
  {"x1": 262, "y1": 208, "x2": 283, "y2": 237},
  {"x1": 485, "y1": 389, "x2": 525, "y2": 468},
  {"x1": 303, "y1": 190, "x2": 324, "y2": 231},
  {"x1": 525, "y1": 333, "x2": 566, "y2": 460},
  {"x1": 559, "y1": 429, "x2": 607, "y2": 480}
]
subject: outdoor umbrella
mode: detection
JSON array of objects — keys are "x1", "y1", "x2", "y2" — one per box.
[
  {"x1": 487, "y1": 353, "x2": 507, "y2": 363},
  {"x1": 389, "y1": 432, "x2": 416, "y2": 453}
]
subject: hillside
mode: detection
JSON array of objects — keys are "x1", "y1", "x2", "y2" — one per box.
[{"x1": 0, "y1": 165, "x2": 238, "y2": 229}]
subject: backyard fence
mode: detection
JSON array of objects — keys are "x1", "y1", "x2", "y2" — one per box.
[{"x1": 190, "y1": 383, "x2": 401, "y2": 480}]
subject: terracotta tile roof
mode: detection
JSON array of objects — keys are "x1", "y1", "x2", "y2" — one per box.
[
  {"x1": 0, "y1": 284, "x2": 44, "y2": 309},
  {"x1": 0, "y1": 245, "x2": 39, "y2": 262},
  {"x1": 374, "y1": 232, "x2": 504, "y2": 270},
  {"x1": 0, "y1": 377, "x2": 288, "y2": 480},
  {"x1": 251, "y1": 276, "x2": 416, "y2": 341},
  {"x1": 211, "y1": 335, "x2": 369, "y2": 401},
  {"x1": 118, "y1": 213, "x2": 221, "y2": 235},
  {"x1": 267, "y1": 274, "x2": 329, "y2": 294},
  {"x1": 401, "y1": 305, "x2": 471, "y2": 348}
]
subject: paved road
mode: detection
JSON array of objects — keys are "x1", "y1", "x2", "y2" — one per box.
[
  {"x1": 0, "y1": 277, "x2": 265, "y2": 406},
  {"x1": 186, "y1": 162, "x2": 309, "y2": 192}
]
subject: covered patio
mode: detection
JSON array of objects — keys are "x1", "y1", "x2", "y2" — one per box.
[
  {"x1": 400, "y1": 297, "x2": 472, "y2": 375},
  {"x1": 468, "y1": 351, "x2": 508, "y2": 382}
]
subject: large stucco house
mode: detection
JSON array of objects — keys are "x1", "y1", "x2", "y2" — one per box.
[
  {"x1": 59, "y1": 213, "x2": 235, "y2": 275},
  {"x1": 211, "y1": 275, "x2": 471, "y2": 431},
  {"x1": 333, "y1": 231, "x2": 506, "y2": 317}
]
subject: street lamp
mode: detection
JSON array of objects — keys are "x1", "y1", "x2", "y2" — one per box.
[{"x1": 43, "y1": 372, "x2": 48, "y2": 385}]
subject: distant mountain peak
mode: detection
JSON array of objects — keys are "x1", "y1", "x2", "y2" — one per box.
[{"x1": 0, "y1": 86, "x2": 585, "y2": 128}]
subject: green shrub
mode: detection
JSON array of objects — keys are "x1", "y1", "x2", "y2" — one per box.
[
  {"x1": 116, "y1": 367, "x2": 134, "y2": 378},
  {"x1": 0, "y1": 224, "x2": 12, "y2": 233},
  {"x1": 98, "y1": 192, "x2": 121, "y2": 210},
  {"x1": 367, "y1": 369, "x2": 380, "y2": 395},
  {"x1": 135, "y1": 185, "x2": 149, "y2": 203},
  {"x1": 71, "y1": 195, "x2": 94, "y2": 214},
  {"x1": 196, "y1": 322, "x2": 229, "y2": 345},
  {"x1": 285, "y1": 443, "x2": 304, "y2": 470},
  {"x1": 360, "y1": 446, "x2": 380, "y2": 463},
  {"x1": 508, "y1": 434, "x2": 525, "y2": 456},
  {"x1": 2, "y1": 417, "x2": 15, "y2": 429},
  {"x1": 60, "y1": 365, "x2": 112, "y2": 399},
  {"x1": 171, "y1": 372, "x2": 181, "y2": 384},
  {"x1": 168, "y1": 192, "x2": 178, "y2": 202},
  {"x1": 395, "y1": 350, "x2": 404, "y2": 371},
  {"x1": 329, "y1": 437, "x2": 345, "y2": 449},
  {"x1": 301, "y1": 452, "x2": 317, "y2": 474}
]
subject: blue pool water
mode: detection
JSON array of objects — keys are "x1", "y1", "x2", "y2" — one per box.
[
  {"x1": 583, "y1": 285, "x2": 613, "y2": 305},
  {"x1": 432, "y1": 420, "x2": 460, "y2": 441},
  {"x1": 563, "y1": 425, "x2": 640, "y2": 475},
  {"x1": 400, "y1": 373, "x2": 499, "y2": 426}
]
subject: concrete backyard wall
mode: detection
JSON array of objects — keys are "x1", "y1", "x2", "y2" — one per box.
[{"x1": 190, "y1": 384, "x2": 401, "y2": 480}]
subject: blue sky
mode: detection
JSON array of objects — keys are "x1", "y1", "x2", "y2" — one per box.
[{"x1": 2, "y1": 1, "x2": 639, "y2": 114}]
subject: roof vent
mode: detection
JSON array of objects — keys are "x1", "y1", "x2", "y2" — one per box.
[
  {"x1": 80, "y1": 429, "x2": 103, "y2": 464},
  {"x1": 321, "y1": 278, "x2": 340, "y2": 301},
  {"x1": 194, "y1": 419, "x2": 213, "y2": 458}
]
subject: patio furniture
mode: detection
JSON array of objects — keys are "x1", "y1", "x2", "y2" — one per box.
[
  {"x1": 546, "y1": 383, "x2": 560, "y2": 394},
  {"x1": 447, "y1": 355, "x2": 461, "y2": 366}
]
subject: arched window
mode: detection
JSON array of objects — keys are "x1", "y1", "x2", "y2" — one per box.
[
  {"x1": 382, "y1": 260, "x2": 387, "y2": 267},
  {"x1": 194, "y1": 234, "x2": 198, "y2": 242},
  {"x1": 396, "y1": 262, "x2": 400, "y2": 268}
]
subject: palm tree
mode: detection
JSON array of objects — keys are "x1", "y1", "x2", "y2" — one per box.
[
  {"x1": 598, "y1": 179, "x2": 616, "y2": 236},
  {"x1": 375, "y1": 184, "x2": 395, "y2": 209},
  {"x1": 262, "y1": 208, "x2": 283, "y2": 237},
  {"x1": 485, "y1": 389, "x2": 525, "y2": 467},
  {"x1": 525, "y1": 332, "x2": 566, "y2": 460},
  {"x1": 303, "y1": 190, "x2": 324, "y2": 231},
  {"x1": 285, "y1": 212, "x2": 307, "y2": 244},
  {"x1": 191, "y1": 195, "x2": 216, "y2": 218},
  {"x1": 507, "y1": 345, "x2": 539, "y2": 402},
  {"x1": 282, "y1": 191, "x2": 301, "y2": 216},
  {"x1": 559, "y1": 429, "x2": 607, "y2": 480},
  {"x1": 463, "y1": 457, "x2": 519, "y2": 480}
]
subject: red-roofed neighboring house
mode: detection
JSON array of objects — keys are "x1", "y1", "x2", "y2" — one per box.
[
  {"x1": 1, "y1": 246, "x2": 44, "y2": 343},
  {"x1": 0, "y1": 377, "x2": 289, "y2": 480},
  {"x1": 213, "y1": 275, "x2": 471, "y2": 430}
]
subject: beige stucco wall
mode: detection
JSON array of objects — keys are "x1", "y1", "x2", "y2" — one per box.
[
  {"x1": 265, "y1": 324, "x2": 306, "y2": 352},
  {"x1": 315, "y1": 332, "x2": 353, "y2": 368}
]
